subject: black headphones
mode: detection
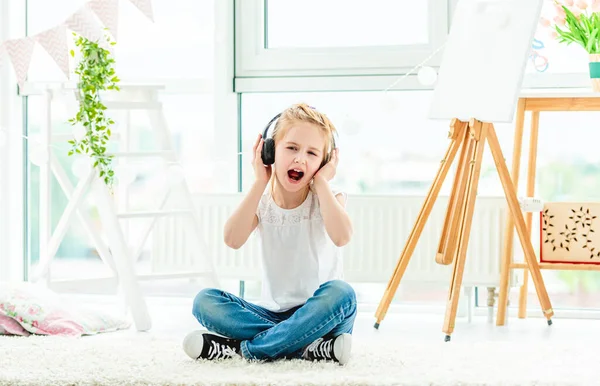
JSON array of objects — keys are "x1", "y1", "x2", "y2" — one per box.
[{"x1": 260, "y1": 111, "x2": 337, "y2": 168}]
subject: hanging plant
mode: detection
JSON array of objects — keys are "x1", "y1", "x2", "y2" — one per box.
[{"x1": 67, "y1": 31, "x2": 120, "y2": 188}]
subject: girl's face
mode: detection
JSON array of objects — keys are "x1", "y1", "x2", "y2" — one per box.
[{"x1": 274, "y1": 122, "x2": 326, "y2": 193}]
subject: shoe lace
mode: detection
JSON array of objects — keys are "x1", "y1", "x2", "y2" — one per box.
[
  {"x1": 304, "y1": 338, "x2": 333, "y2": 360},
  {"x1": 207, "y1": 341, "x2": 237, "y2": 360}
]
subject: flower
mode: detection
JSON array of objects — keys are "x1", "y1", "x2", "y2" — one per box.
[
  {"x1": 540, "y1": 1, "x2": 600, "y2": 54},
  {"x1": 540, "y1": 17, "x2": 552, "y2": 27}
]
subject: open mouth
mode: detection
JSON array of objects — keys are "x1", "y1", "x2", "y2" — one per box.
[{"x1": 287, "y1": 168, "x2": 305, "y2": 183}]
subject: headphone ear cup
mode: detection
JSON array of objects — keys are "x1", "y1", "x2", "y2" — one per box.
[{"x1": 261, "y1": 138, "x2": 276, "y2": 165}]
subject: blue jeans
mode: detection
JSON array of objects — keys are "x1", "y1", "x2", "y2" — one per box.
[{"x1": 192, "y1": 280, "x2": 357, "y2": 361}]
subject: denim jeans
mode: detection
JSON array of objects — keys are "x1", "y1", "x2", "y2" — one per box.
[{"x1": 192, "y1": 279, "x2": 357, "y2": 361}]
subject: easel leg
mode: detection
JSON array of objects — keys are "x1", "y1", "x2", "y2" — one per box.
[
  {"x1": 518, "y1": 111, "x2": 540, "y2": 318},
  {"x1": 436, "y1": 121, "x2": 473, "y2": 265},
  {"x1": 496, "y1": 99, "x2": 526, "y2": 326},
  {"x1": 487, "y1": 125, "x2": 554, "y2": 324},
  {"x1": 442, "y1": 120, "x2": 487, "y2": 341},
  {"x1": 374, "y1": 120, "x2": 468, "y2": 328}
]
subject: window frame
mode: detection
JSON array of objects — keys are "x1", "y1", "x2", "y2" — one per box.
[
  {"x1": 236, "y1": 0, "x2": 595, "y2": 93},
  {"x1": 235, "y1": 0, "x2": 449, "y2": 80}
]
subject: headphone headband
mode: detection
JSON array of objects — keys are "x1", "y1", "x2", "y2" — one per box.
[
  {"x1": 262, "y1": 112, "x2": 282, "y2": 141},
  {"x1": 260, "y1": 109, "x2": 337, "y2": 167}
]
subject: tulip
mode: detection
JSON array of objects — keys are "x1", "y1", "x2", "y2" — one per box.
[{"x1": 539, "y1": 17, "x2": 551, "y2": 27}]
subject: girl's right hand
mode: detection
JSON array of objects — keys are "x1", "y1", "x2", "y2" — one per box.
[{"x1": 252, "y1": 134, "x2": 272, "y2": 183}]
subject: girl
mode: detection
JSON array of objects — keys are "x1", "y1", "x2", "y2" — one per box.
[{"x1": 183, "y1": 103, "x2": 356, "y2": 365}]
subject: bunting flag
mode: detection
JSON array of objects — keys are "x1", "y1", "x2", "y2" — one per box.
[
  {"x1": 0, "y1": 44, "x2": 6, "y2": 69},
  {"x1": 87, "y1": 0, "x2": 119, "y2": 40},
  {"x1": 65, "y1": 6, "x2": 105, "y2": 45},
  {"x1": 4, "y1": 37, "x2": 35, "y2": 88},
  {"x1": 128, "y1": 0, "x2": 154, "y2": 22},
  {"x1": 35, "y1": 25, "x2": 71, "y2": 79},
  {"x1": 0, "y1": 0, "x2": 154, "y2": 87}
]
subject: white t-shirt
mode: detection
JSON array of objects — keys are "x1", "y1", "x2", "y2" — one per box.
[{"x1": 254, "y1": 185, "x2": 346, "y2": 312}]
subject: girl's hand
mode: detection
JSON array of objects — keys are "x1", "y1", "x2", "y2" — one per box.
[
  {"x1": 314, "y1": 148, "x2": 339, "y2": 183},
  {"x1": 252, "y1": 133, "x2": 272, "y2": 183}
]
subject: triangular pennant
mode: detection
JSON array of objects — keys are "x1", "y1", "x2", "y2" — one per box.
[
  {"x1": 35, "y1": 25, "x2": 71, "y2": 79},
  {"x1": 87, "y1": 0, "x2": 119, "y2": 40},
  {"x1": 128, "y1": 0, "x2": 154, "y2": 22},
  {"x1": 0, "y1": 43, "x2": 6, "y2": 69},
  {"x1": 65, "y1": 6, "x2": 104, "y2": 44},
  {"x1": 4, "y1": 37, "x2": 35, "y2": 88}
]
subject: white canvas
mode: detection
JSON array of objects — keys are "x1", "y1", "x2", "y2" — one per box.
[{"x1": 429, "y1": 0, "x2": 544, "y2": 123}]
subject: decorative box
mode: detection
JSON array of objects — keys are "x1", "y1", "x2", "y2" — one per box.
[{"x1": 540, "y1": 202, "x2": 600, "y2": 264}]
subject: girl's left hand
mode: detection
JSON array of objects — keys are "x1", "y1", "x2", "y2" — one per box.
[{"x1": 314, "y1": 148, "x2": 339, "y2": 182}]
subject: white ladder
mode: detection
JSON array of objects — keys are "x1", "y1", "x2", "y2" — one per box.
[{"x1": 28, "y1": 83, "x2": 220, "y2": 331}]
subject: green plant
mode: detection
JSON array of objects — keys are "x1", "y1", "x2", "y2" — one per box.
[
  {"x1": 67, "y1": 32, "x2": 120, "y2": 187},
  {"x1": 541, "y1": 1, "x2": 600, "y2": 54}
]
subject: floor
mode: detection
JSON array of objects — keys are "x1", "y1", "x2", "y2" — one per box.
[
  {"x1": 1, "y1": 294, "x2": 598, "y2": 385},
  {"x1": 45, "y1": 292, "x2": 599, "y2": 346}
]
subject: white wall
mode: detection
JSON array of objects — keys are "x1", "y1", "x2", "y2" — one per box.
[{"x1": 0, "y1": 0, "x2": 25, "y2": 281}]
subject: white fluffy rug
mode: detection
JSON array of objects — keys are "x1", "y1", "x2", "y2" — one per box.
[{"x1": 0, "y1": 333, "x2": 595, "y2": 385}]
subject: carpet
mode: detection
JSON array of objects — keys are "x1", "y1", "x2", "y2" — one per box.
[{"x1": 0, "y1": 333, "x2": 595, "y2": 385}]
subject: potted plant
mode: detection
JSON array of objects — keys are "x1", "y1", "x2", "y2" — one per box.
[
  {"x1": 540, "y1": 0, "x2": 600, "y2": 91},
  {"x1": 67, "y1": 32, "x2": 120, "y2": 188}
]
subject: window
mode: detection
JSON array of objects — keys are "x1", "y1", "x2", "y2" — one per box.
[
  {"x1": 24, "y1": 0, "x2": 237, "y2": 288},
  {"x1": 266, "y1": 0, "x2": 429, "y2": 48},
  {"x1": 235, "y1": 0, "x2": 448, "y2": 79},
  {"x1": 237, "y1": 0, "x2": 597, "y2": 92},
  {"x1": 240, "y1": 91, "x2": 517, "y2": 195}
]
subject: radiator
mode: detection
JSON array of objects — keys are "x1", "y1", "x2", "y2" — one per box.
[{"x1": 151, "y1": 194, "x2": 515, "y2": 287}]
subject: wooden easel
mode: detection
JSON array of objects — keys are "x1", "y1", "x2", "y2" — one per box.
[{"x1": 373, "y1": 118, "x2": 554, "y2": 341}]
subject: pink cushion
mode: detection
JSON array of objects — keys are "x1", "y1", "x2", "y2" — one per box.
[
  {"x1": 0, "y1": 313, "x2": 30, "y2": 336},
  {"x1": 0, "y1": 282, "x2": 130, "y2": 337}
]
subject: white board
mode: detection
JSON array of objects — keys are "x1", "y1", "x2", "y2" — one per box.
[{"x1": 429, "y1": 0, "x2": 543, "y2": 123}]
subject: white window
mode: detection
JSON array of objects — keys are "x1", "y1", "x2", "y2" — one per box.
[
  {"x1": 235, "y1": 0, "x2": 449, "y2": 83},
  {"x1": 237, "y1": 0, "x2": 597, "y2": 92},
  {"x1": 23, "y1": 0, "x2": 237, "y2": 284},
  {"x1": 239, "y1": 91, "x2": 521, "y2": 196}
]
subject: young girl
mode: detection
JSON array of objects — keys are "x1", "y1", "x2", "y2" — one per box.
[{"x1": 183, "y1": 103, "x2": 356, "y2": 365}]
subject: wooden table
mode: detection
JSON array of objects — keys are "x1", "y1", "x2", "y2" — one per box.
[{"x1": 496, "y1": 90, "x2": 600, "y2": 326}]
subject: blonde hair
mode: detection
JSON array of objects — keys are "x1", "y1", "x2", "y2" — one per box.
[{"x1": 271, "y1": 103, "x2": 337, "y2": 166}]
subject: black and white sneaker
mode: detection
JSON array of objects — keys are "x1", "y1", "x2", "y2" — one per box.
[
  {"x1": 183, "y1": 331, "x2": 242, "y2": 360},
  {"x1": 302, "y1": 333, "x2": 352, "y2": 365}
]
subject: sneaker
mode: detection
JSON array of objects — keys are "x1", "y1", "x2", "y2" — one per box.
[
  {"x1": 183, "y1": 330, "x2": 242, "y2": 360},
  {"x1": 302, "y1": 333, "x2": 352, "y2": 365}
]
